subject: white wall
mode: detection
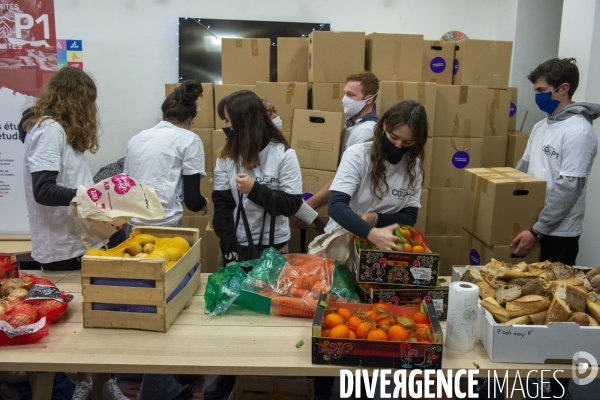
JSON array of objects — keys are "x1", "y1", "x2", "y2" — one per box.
[
  {"x1": 558, "y1": 0, "x2": 600, "y2": 266},
  {"x1": 54, "y1": 0, "x2": 508, "y2": 175}
]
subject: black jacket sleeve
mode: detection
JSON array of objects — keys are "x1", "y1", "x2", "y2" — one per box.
[
  {"x1": 377, "y1": 207, "x2": 419, "y2": 228},
  {"x1": 18, "y1": 107, "x2": 34, "y2": 143},
  {"x1": 247, "y1": 181, "x2": 303, "y2": 217},
  {"x1": 31, "y1": 171, "x2": 77, "y2": 207},
  {"x1": 328, "y1": 190, "x2": 373, "y2": 240},
  {"x1": 212, "y1": 189, "x2": 239, "y2": 261},
  {"x1": 182, "y1": 173, "x2": 207, "y2": 212}
]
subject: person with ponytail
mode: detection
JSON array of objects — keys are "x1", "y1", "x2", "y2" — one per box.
[
  {"x1": 325, "y1": 100, "x2": 428, "y2": 251},
  {"x1": 125, "y1": 80, "x2": 208, "y2": 231}
]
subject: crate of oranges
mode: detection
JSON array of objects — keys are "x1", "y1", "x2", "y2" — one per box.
[
  {"x1": 353, "y1": 225, "x2": 440, "y2": 287},
  {"x1": 311, "y1": 294, "x2": 443, "y2": 368}
]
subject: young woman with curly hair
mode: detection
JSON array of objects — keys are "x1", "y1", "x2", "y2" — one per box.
[{"x1": 325, "y1": 100, "x2": 428, "y2": 251}]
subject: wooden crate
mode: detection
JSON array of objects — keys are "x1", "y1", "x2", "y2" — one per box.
[
  {"x1": 229, "y1": 376, "x2": 314, "y2": 400},
  {"x1": 81, "y1": 226, "x2": 201, "y2": 332}
]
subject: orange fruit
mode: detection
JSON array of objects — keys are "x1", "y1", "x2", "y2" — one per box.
[
  {"x1": 323, "y1": 313, "x2": 345, "y2": 329},
  {"x1": 347, "y1": 316, "x2": 363, "y2": 332},
  {"x1": 412, "y1": 245, "x2": 425, "y2": 253},
  {"x1": 356, "y1": 322, "x2": 375, "y2": 339},
  {"x1": 322, "y1": 329, "x2": 330, "y2": 337},
  {"x1": 402, "y1": 243, "x2": 413, "y2": 252},
  {"x1": 366, "y1": 309, "x2": 380, "y2": 322},
  {"x1": 372, "y1": 302, "x2": 390, "y2": 310},
  {"x1": 387, "y1": 325, "x2": 409, "y2": 341},
  {"x1": 367, "y1": 329, "x2": 388, "y2": 341},
  {"x1": 329, "y1": 324, "x2": 351, "y2": 339},
  {"x1": 411, "y1": 312, "x2": 429, "y2": 325},
  {"x1": 349, "y1": 330, "x2": 357, "y2": 339},
  {"x1": 337, "y1": 308, "x2": 353, "y2": 321},
  {"x1": 376, "y1": 316, "x2": 394, "y2": 328},
  {"x1": 400, "y1": 228, "x2": 411, "y2": 239}
]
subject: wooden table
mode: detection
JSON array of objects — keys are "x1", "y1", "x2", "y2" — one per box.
[
  {"x1": 0, "y1": 271, "x2": 579, "y2": 400},
  {"x1": 0, "y1": 240, "x2": 32, "y2": 256}
]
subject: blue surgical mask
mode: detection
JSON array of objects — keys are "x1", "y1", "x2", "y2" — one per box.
[{"x1": 535, "y1": 86, "x2": 562, "y2": 115}]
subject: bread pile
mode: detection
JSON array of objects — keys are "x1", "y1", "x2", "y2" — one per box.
[{"x1": 461, "y1": 259, "x2": 600, "y2": 327}]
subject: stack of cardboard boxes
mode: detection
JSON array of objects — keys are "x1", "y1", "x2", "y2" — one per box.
[{"x1": 505, "y1": 88, "x2": 530, "y2": 168}]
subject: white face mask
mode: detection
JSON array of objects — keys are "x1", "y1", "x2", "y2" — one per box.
[
  {"x1": 271, "y1": 116, "x2": 283, "y2": 131},
  {"x1": 342, "y1": 93, "x2": 377, "y2": 117}
]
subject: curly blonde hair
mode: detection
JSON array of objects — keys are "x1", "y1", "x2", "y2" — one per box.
[{"x1": 23, "y1": 67, "x2": 99, "y2": 153}]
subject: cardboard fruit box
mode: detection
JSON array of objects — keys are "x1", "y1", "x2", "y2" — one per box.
[
  {"x1": 452, "y1": 266, "x2": 600, "y2": 364},
  {"x1": 312, "y1": 295, "x2": 443, "y2": 368},
  {"x1": 353, "y1": 243, "x2": 440, "y2": 287},
  {"x1": 370, "y1": 286, "x2": 449, "y2": 321},
  {"x1": 81, "y1": 226, "x2": 201, "y2": 332}
]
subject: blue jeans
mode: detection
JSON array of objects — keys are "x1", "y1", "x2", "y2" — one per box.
[{"x1": 138, "y1": 374, "x2": 182, "y2": 400}]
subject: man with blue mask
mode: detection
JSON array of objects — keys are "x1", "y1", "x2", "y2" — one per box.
[{"x1": 511, "y1": 58, "x2": 599, "y2": 266}]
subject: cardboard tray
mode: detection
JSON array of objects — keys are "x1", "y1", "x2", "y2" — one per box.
[{"x1": 370, "y1": 286, "x2": 449, "y2": 321}]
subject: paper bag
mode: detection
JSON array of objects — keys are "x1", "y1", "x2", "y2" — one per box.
[
  {"x1": 308, "y1": 225, "x2": 355, "y2": 268},
  {"x1": 70, "y1": 174, "x2": 165, "y2": 247}
]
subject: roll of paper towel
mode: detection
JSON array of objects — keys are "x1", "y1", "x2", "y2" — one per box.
[{"x1": 444, "y1": 281, "x2": 479, "y2": 352}]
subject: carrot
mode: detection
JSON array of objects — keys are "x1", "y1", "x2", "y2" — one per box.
[
  {"x1": 289, "y1": 287, "x2": 310, "y2": 298},
  {"x1": 271, "y1": 296, "x2": 317, "y2": 318}
]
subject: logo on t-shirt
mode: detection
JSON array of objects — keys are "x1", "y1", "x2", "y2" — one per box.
[
  {"x1": 391, "y1": 188, "x2": 408, "y2": 200},
  {"x1": 255, "y1": 176, "x2": 278, "y2": 185},
  {"x1": 542, "y1": 145, "x2": 559, "y2": 159}
]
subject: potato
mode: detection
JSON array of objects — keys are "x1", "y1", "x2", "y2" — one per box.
[
  {"x1": 123, "y1": 253, "x2": 131, "y2": 258},
  {"x1": 143, "y1": 243, "x2": 155, "y2": 254},
  {"x1": 134, "y1": 253, "x2": 148, "y2": 258},
  {"x1": 126, "y1": 243, "x2": 143, "y2": 256}
]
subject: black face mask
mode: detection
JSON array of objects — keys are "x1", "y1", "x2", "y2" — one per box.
[
  {"x1": 383, "y1": 132, "x2": 412, "y2": 164},
  {"x1": 222, "y1": 126, "x2": 234, "y2": 140}
]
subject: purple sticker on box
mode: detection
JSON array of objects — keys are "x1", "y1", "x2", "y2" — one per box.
[
  {"x1": 510, "y1": 102, "x2": 517, "y2": 117},
  {"x1": 469, "y1": 249, "x2": 480, "y2": 265},
  {"x1": 452, "y1": 151, "x2": 470, "y2": 169},
  {"x1": 453, "y1": 59, "x2": 459, "y2": 76},
  {"x1": 430, "y1": 57, "x2": 446, "y2": 74}
]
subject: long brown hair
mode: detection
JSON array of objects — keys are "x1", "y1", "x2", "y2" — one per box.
[
  {"x1": 370, "y1": 100, "x2": 428, "y2": 200},
  {"x1": 217, "y1": 90, "x2": 289, "y2": 170},
  {"x1": 23, "y1": 67, "x2": 100, "y2": 153}
]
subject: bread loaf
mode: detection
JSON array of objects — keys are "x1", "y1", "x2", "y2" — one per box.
[
  {"x1": 477, "y1": 280, "x2": 497, "y2": 299},
  {"x1": 529, "y1": 310, "x2": 548, "y2": 325},
  {"x1": 586, "y1": 299, "x2": 600, "y2": 324},
  {"x1": 545, "y1": 296, "x2": 571, "y2": 324},
  {"x1": 586, "y1": 266, "x2": 600, "y2": 283},
  {"x1": 511, "y1": 262, "x2": 529, "y2": 272},
  {"x1": 504, "y1": 315, "x2": 531, "y2": 326},
  {"x1": 480, "y1": 297, "x2": 519, "y2": 322},
  {"x1": 521, "y1": 278, "x2": 546, "y2": 296},
  {"x1": 568, "y1": 312, "x2": 590, "y2": 326},
  {"x1": 551, "y1": 262, "x2": 574, "y2": 280},
  {"x1": 590, "y1": 275, "x2": 600, "y2": 289},
  {"x1": 506, "y1": 295, "x2": 551, "y2": 315},
  {"x1": 496, "y1": 284, "x2": 522, "y2": 305},
  {"x1": 555, "y1": 283, "x2": 587, "y2": 312},
  {"x1": 508, "y1": 277, "x2": 536, "y2": 287},
  {"x1": 587, "y1": 314, "x2": 599, "y2": 326},
  {"x1": 461, "y1": 266, "x2": 484, "y2": 284}
]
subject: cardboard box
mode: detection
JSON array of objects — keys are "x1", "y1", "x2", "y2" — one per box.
[
  {"x1": 190, "y1": 128, "x2": 213, "y2": 173},
  {"x1": 81, "y1": 227, "x2": 201, "y2": 332},
  {"x1": 505, "y1": 131, "x2": 529, "y2": 168},
  {"x1": 308, "y1": 31, "x2": 365, "y2": 83},
  {"x1": 291, "y1": 109, "x2": 343, "y2": 172},
  {"x1": 370, "y1": 286, "x2": 449, "y2": 320},
  {"x1": 365, "y1": 33, "x2": 423, "y2": 82},
  {"x1": 377, "y1": 81, "x2": 437, "y2": 134},
  {"x1": 205, "y1": 221, "x2": 220, "y2": 273},
  {"x1": 508, "y1": 87, "x2": 518, "y2": 131},
  {"x1": 165, "y1": 83, "x2": 215, "y2": 129},
  {"x1": 312, "y1": 296, "x2": 443, "y2": 368},
  {"x1": 221, "y1": 38, "x2": 270, "y2": 84},
  {"x1": 300, "y1": 168, "x2": 335, "y2": 215},
  {"x1": 462, "y1": 168, "x2": 547, "y2": 246},
  {"x1": 427, "y1": 137, "x2": 483, "y2": 188},
  {"x1": 277, "y1": 37, "x2": 309, "y2": 83},
  {"x1": 181, "y1": 215, "x2": 210, "y2": 257},
  {"x1": 310, "y1": 83, "x2": 347, "y2": 130},
  {"x1": 422, "y1": 139, "x2": 433, "y2": 188},
  {"x1": 229, "y1": 376, "x2": 314, "y2": 400},
  {"x1": 425, "y1": 188, "x2": 463, "y2": 236},
  {"x1": 414, "y1": 189, "x2": 428, "y2": 234},
  {"x1": 212, "y1": 129, "x2": 227, "y2": 166},
  {"x1": 288, "y1": 226, "x2": 320, "y2": 254},
  {"x1": 433, "y1": 84, "x2": 487, "y2": 138},
  {"x1": 482, "y1": 135, "x2": 508, "y2": 168},
  {"x1": 255, "y1": 82, "x2": 309, "y2": 133},
  {"x1": 214, "y1": 84, "x2": 257, "y2": 127},
  {"x1": 484, "y1": 89, "x2": 509, "y2": 136},
  {"x1": 424, "y1": 236, "x2": 464, "y2": 276},
  {"x1": 463, "y1": 229, "x2": 540, "y2": 266},
  {"x1": 452, "y1": 39, "x2": 513, "y2": 89},
  {"x1": 422, "y1": 40, "x2": 455, "y2": 85}
]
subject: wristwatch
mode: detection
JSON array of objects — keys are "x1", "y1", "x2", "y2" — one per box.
[{"x1": 529, "y1": 228, "x2": 543, "y2": 242}]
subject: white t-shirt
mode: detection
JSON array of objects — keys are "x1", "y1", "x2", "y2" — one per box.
[
  {"x1": 213, "y1": 142, "x2": 302, "y2": 246},
  {"x1": 340, "y1": 121, "x2": 377, "y2": 154},
  {"x1": 125, "y1": 121, "x2": 206, "y2": 227},
  {"x1": 325, "y1": 142, "x2": 422, "y2": 232},
  {"x1": 23, "y1": 120, "x2": 93, "y2": 263},
  {"x1": 523, "y1": 114, "x2": 597, "y2": 236}
]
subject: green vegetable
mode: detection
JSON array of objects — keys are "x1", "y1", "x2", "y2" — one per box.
[
  {"x1": 437, "y1": 278, "x2": 447, "y2": 287},
  {"x1": 296, "y1": 339, "x2": 304, "y2": 348},
  {"x1": 473, "y1": 362, "x2": 480, "y2": 369},
  {"x1": 319, "y1": 300, "x2": 328, "y2": 308}
]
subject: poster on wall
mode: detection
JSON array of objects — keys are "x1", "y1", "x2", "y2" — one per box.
[
  {"x1": 0, "y1": 0, "x2": 57, "y2": 239},
  {"x1": 57, "y1": 39, "x2": 83, "y2": 69}
]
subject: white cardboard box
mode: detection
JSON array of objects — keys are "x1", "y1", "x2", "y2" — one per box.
[{"x1": 452, "y1": 266, "x2": 600, "y2": 364}]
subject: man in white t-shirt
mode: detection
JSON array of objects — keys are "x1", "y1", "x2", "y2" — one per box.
[
  {"x1": 511, "y1": 58, "x2": 600, "y2": 267},
  {"x1": 291, "y1": 71, "x2": 380, "y2": 231}
]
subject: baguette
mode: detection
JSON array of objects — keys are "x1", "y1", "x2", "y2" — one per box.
[
  {"x1": 511, "y1": 262, "x2": 529, "y2": 272},
  {"x1": 506, "y1": 295, "x2": 551, "y2": 315},
  {"x1": 529, "y1": 261, "x2": 553, "y2": 270},
  {"x1": 568, "y1": 312, "x2": 590, "y2": 326},
  {"x1": 496, "y1": 284, "x2": 522, "y2": 305},
  {"x1": 546, "y1": 279, "x2": 585, "y2": 293},
  {"x1": 504, "y1": 315, "x2": 531, "y2": 326},
  {"x1": 529, "y1": 310, "x2": 548, "y2": 325},
  {"x1": 552, "y1": 262, "x2": 575, "y2": 280},
  {"x1": 461, "y1": 266, "x2": 484, "y2": 284},
  {"x1": 574, "y1": 271, "x2": 593, "y2": 292},
  {"x1": 521, "y1": 277, "x2": 546, "y2": 296},
  {"x1": 480, "y1": 297, "x2": 517, "y2": 322},
  {"x1": 488, "y1": 267, "x2": 531, "y2": 280},
  {"x1": 477, "y1": 280, "x2": 497, "y2": 299},
  {"x1": 508, "y1": 277, "x2": 536, "y2": 287},
  {"x1": 586, "y1": 299, "x2": 600, "y2": 324},
  {"x1": 545, "y1": 296, "x2": 571, "y2": 323},
  {"x1": 554, "y1": 283, "x2": 587, "y2": 312},
  {"x1": 486, "y1": 276, "x2": 508, "y2": 289},
  {"x1": 587, "y1": 314, "x2": 599, "y2": 326}
]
